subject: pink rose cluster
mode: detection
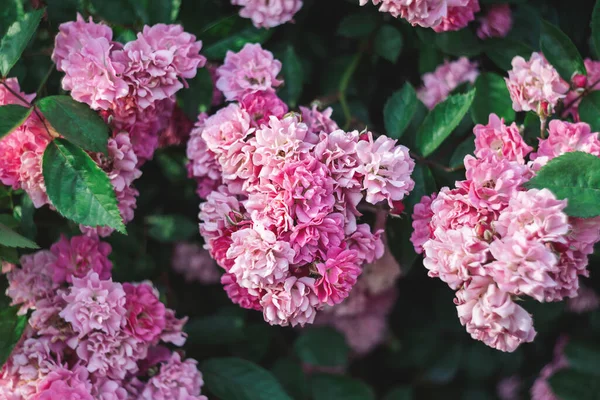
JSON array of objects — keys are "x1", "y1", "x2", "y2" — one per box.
[
  {"x1": 231, "y1": 0, "x2": 303, "y2": 28},
  {"x1": 411, "y1": 114, "x2": 600, "y2": 352},
  {"x1": 359, "y1": 0, "x2": 479, "y2": 32},
  {"x1": 187, "y1": 43, "x2": 415, "y2": 327},
  {"x1": 417, "y1": 57, "x2": 480, "y2": 109},
  {"x1": 52, "y1": 14, "x2": 205, "y2": 163},
  {"x1": 476, "y1": 4, "x2": 512, "y2": 39},
  {"x1": 1, "y1": 234, "x2": 207, "y2": 399},
  {"x1": 564, "y1": 58, "x2": 600, "y2": 121}
]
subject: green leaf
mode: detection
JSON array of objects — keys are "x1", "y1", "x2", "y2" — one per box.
[
  {"x1": 564, "y1": 341, "x2": 600, "y2": 376},
  {"x1": 425, "y1": 342, "x2": 463, "y2": 383},
  {"x1": 386, "y1": 216, "x2": 418, "y2": 272},
  {"x1": 146, "y1": 0, "x2": 175, "y2": 24},
  {"x1": 539, "y1": 19, "x2": 586, "y2": 81},
  {"x1": 185, "y1": 315, "x2": 245, "y2": 346},
  {"x1": 179, "y1": 67, "x2": 213, "y2": 119},
  {"x1": 203, "y1": 27, "x2": 272, "y2": 60},
  {"x1": 383, "y1": 386, "x2": 413, "y2": 400},
  {"x1": 416, "y1": 89, "x2": 476, "y2": 157},
  {"x1": 549, "y1": 369, "x2": 600, "y2": 400},
  {"x1": 294, "y1": 327, "x2": 350, "y2": 368},
  {"x1": 592, "y1": 1, "x2": 600, "y2": 59},
  {"x1": 578, "y1": 91, "x2": 600, "y2": 133},
  {"x1": 90, "y1": 0, "x2": 138, "y2": 25},
  {"x1": 404, "y1": 164, "x2": 436, "y2": 213},
  {"x1": 146, "y1": 214, "x2": 197, "y2": 243},
  {"x1": 337, "y1": 14, "x2": 378, "y2": 38},
  {"x1": 202, "y1": 358, "x2": 292, "y2": 400},
  {"x1": 0, "y1": 104, "x2": 32, "y2": 140},
  {"x1": 418, "y1": 43, "x2": 443, "y2": 75},
  {"x1": 374, "y1": 25, "x2": 403, "y2": 63},
  {"x1": 384, "y1": 83, "x2": 418, "y2": 140},
  {"x1": 524, "y1": 152, "x2": 600, "y2": 218},
  {"x1": 0, "y1": 245, "x2": 18, "y2": 263},
  {"x1": 485, "y1": 38, "x2": 534, "y2": 71},
  {"x1": 0, "y1": 305, "x2": 27, "y2": 367},
  {"x1": 471, "y1": 73, "x2": 515, "y2": 125},
  {"x1": 19, "y1": 194, "x2": 36, "y2": 241},
  {"x1": 37, "y1": 96, "x2": 109, "y2": 153},
  {"x1": 279, "y1": 46, "x2": 303, "y2": 108},
  {"x1": 0, "y1": 222, "x2": 38, "y2": 249},
  {"x1": 449, "y1": 138, "x2": 475, "y2": 169},
  {"x1": 271, "y1": 358, "x2": 309, "y2": 400},
  {"x1": 0, "y1": 9, "x2": 44, "y2": 77},
  {"x1": 0, "y1": 0, "x2": 23, "y2": 37},
  {"x1": 434, "y1": 29, "x2": 482, "y2": 57},
  {"x1": 42, "y1": 139, "x2": 125, "y2": 233},
  {"x1": 311, "y1": 374, "x2": 375, "y2": 400}
]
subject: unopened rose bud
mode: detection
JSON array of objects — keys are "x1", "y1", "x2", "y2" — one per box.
[
  {"x1": 572, "y1": 74, "x2": 588, "y2": 90},
  {"x1": 359, "y1": 133, "x2": 369, "y2": 141},
  {"x1": 391, "y1": 200, "x2": 405, "y2": 214},
  {"x1": 537, "y1": 100, "x2": 552, "y2": 117}
]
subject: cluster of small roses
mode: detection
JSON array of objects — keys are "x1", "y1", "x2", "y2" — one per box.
[
  {"x1": 186, "y1": 43, "x2": 415, "y2": 327},
  {"x1": 411, "y1": 114, "x2": 600, "y2": 352},
  {"x1": 231, "y1": 0, "x2": 303, "y2": 28},
  {"x1": 1, "y1": 234, "x2": 206, "y2": 400}
]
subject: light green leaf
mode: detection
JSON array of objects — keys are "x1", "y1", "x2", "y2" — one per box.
[
  {"x1": 0, "y1": 9, "x2": 44, "y2": 77},
  {"x1": 37, "y1": 96, "x2": 109, "y2": 153},
  {"x1": 416, "y1": 89, "x2": 476, "y2": 157},
  {"x1": 0, "y1": 306, "x2": 27, "y2": 367},
  {"x1": 337, "y1": 14, "x2": 378, "y2": 38},
  {"x1": 0, "y1": 222, "x2": 38, "y2": 249},
  {"x1": 146, "y1": 214, "x2": 197, "y2": 243},
  {"x1": 471, "y1": 73, "x2": 515, "y2": 124},
  {"x1": 374, "y1": 25, "x2": 403, "y2": 63},
  {"x1": 384, "y1": 83, "x2": 418, "y2": 140},
  {"x1": 294, "y1": 327, "x2": 350, "y2": 368},
  {"x1": 548, "y1": 370, "x2": 600, "y2": 400},
  {"x1": 578, "y1": 91, "x2": 600, "y2": 133},
  {"x1": 279, "y1": 46, "x2": 303, "y2": 108},
  {"x1": 539, "y1": 19, "x2": 586, "y2": 81},
  {"x1": 203, "y1": 27, "x2": 272, "y2": 60},
  {"x1": 524, "y1": 152, "x2": 600, "y2": 218},
  {"x1": 202, "y1": 358, "x2": 292, "y2": 400},
  {"x1": 0, "y1": 104, "x2": 32, "y2": 140},
  {"x1": 311, "y1": 374, "x2": 375, "y2": 400},
  {"x1": 43, "y1": 139, "x2": 125, "y2": 233}
]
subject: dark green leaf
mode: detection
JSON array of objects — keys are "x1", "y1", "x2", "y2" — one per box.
[
  {"x1": 185, "y1": 315, "x2": 245, "y2": 346},
  {"x1": 384, "y1": 83, "x2": 418, "y2": 140},
  {"x1": 564, "y1": 341, "x2": 600, "y2": 376},
  {"x1": 203, "y1": 27, "x2": 272, "y2": 60},
  {"x1": 548, "y1": 369, "x2": 600, "y2": 400},
  {"x1": 146, "y1": 214, "x2": 197, "y2": 243},
  {"x1": 179, "y1": 67, "x2": 214, "y2": 119},
  {"x1": 0, "y1": 222, "x2": 38, "y2": 249},
  {"x1": 418, "y1": 43, "x2": 443, "y2": 75},
  {"x1": 91, "y1": 0, "x2": 138, "y2": 25},
  {"x1": 337, "y1": 14, "x2": 378, "y2": 38},
  {"x1": 311, "y1": 374, "x2": 375, "y2": 400},
  {"x1": 0, "y1": 104, "x2": 31, "y2": 140},
  {"x1": 0, "y1": 305, "x2": 27, "y2": 366},
  {"x1": 425, "y1": 343, "x2": 463, "y2": 383},
  {"x1": 434, "y1": 29, "x2": 482, "y2": 57},
  {"x1": 279, "y1": 46, "x2": 303, "y2": 108},
  {"x1": 592, "y1": 1, "x2": 600, "y2": 59},
  {"x1": 579, "y1": 91, "x2": 600, "y2": 133},
  {"x1": 37, "y1": 96, "x2": 109, "y2": 153},
  {"x1": 43, "y1": 139, "x2": 125, "y2": 233},
  {"x1": 0, "y1": 245, "x2": 18, "y2": 263},
  {"x1": 471, "y1": 73, "x2": 515, "y2": 125},
  {"x1": 404, "y1": 164, "x2": 436, "y2": 213},
  {"x1": 271, "y1": 358, "x2": 309, "y2": 400},
  {"x1": 485, "y1": 38, "x2": 534, "y2": 71},
  {"x1": 386, "y1": 216, "x2": 418, "y2": 273},
  {"x1": 449, "y1": 138, "x2": 475, "y2": 169},
  {"x1": 202, "y1": 358, "x2": 292, "y2": 400},
  {"x1": 19, "y1": 194, "x2": 36, "y2": 241},
  {"x1": 146, "y1": 0, "x2": 175, "y2": 24},
  {"x1": 0, "y1": 9, "x2": 44, "y2": 77},
  {"x1": 294, "y1": 327, "x2": 349, "y2": 368},
  {"x1": 524, "y1": 152, "x2": 600, "y2": 218},
  {"x1": 230, "y1": 323, "x2": 274, "y2": 363},
  {"x1": 374, "y1": 25, "x2": 403, "y2": 63},
  {"x1": 0, "y1": 0, "x2": 23, "y2": 37},
  {"x1": 416, "y1": 89, "x2": 476, "y2": 157},
  {"x1": 539, "y1": 19, "x2": 586, "y2": 81},
  {"x1": 383, "y1": 386, "x2": 413, "y2": 400}
]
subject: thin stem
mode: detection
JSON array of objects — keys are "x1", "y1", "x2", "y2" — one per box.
[
  {"x1": 413, "y1": 152, "x2": 464, "y2": 173},
  {"x1": 539, "y1": 116, "x2": 547, "y2": 139},
  {"x1": 562, "y1": 77, "x2": 600, "y2": 112},
  {"x1": 1, "y1": 81, "x2": 53, "y2": 138},
  {"x1": 36, "y1": 63, "x2": 55, "y2": 98},
  {"x1": 339, "y1": 46, "x2": 365, "y2": 130}
]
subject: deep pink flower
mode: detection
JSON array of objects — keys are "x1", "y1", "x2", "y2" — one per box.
[
  {"x1": 300, "y1": 105, "x2": 339, "y2": 135},
  {"x1": 33, "y1": 365, "x2": 93, "y2": 400},
  {"x1": 216, "y1": 43, "x2": 283, "y2": 101},
  {"x1": 433, "y1": 0, "x2": 480, "y2": 33},
  {"x1": 50, "y1": 235, "x2": 113, "y2": 284},
  {"x1": 123, "y1": 282, "x2": 166, "y2": 343},
  {"x1": 221, "y1": 272, "x2": 262, "y2": 310},
  {"x1": 314, "y1": 247, "x2": 362, "y2": 306},
  {"x1": 563, "y1": 59, "x2": 600, "y2": 120},
  {"x1": 240, "y1": 91, "x2": 288, "y2": 128},
  {"x1": 139, "y1": 353, "x2": 207, "y2": 400},
  {"x1": 477, "y1": 4, "x2": 512, "y2": 39},
  {"x1": 59, "y1": 272, "x2": 126, "y2": 337},
  {"x1": 288, "y1": 213, "x2": 346, "y2": 264},
  {"x1": 417, "y1": 57, "x2": 479, "y2": 109},
  {"x1": 172, "y1": 242, "x2": 221, "y2": 284},
  {"x1": 232, "y1": 0, "x2": 303, "y2": 28},
  {"x1": 260, "y1": 276, "x2": 319, "y2": 327},
  {"x1": 410, "y1": 194, "x2": 436, "y2": 254},
  {"x1": 505, "y1": 52, "x2": 569, "y2": 114},
  {"x1": 160, "y1": 309, "x2": 189, "y2": 346},
  {"x1": 473, "y1": 114, "x2": 532, "y2": 163}
]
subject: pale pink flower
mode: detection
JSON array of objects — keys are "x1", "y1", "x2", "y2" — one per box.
[
  {"x1": 430, "y1": 187, "x2": 482, "y2": 231},
  {"x1": 433, "y1": 0, "x2": 480, "y2": 33},
  {"x1": 232, "y1": 0, "x2": 303, "y2": 28},
  {"x1": 172, "y1": 242, "x2": 221, "y2": 284},
  {"x1": 59, "y1": 272, "x2": 126, "y2": 337},
  {"x1": 221, "y1": 273, "x2": 262, "y2": 310},
  {"x1": 260, "y1": 276, "x2": 319, "y2": 327},
  {"x1": 355, "y1": 132, "x2": 415, "y2": 207},
  {"x1": 139, "y1": 353, "x2": 207, "y2": 400},
  {"x1": 200, "y1": 103, "x2": 251, "y2": 156},
  {"x1": 216, "y1": 43, "x2": 283, "y2": 101},
  {"x1": 240, "y1": 91, "x2": 288, "y2": 128},
  {"x1": 359, "y1": 0, "x2": 449, "y2": 29},
  {"x1": 497, "y1": 376, "x2": 521, "y2": 400},
  {"x1": 5, "y1": 250, "x2": 58, "y2": 315},
  {"x1": 314, "y1": 247, "x2": 362, "y2": 306},
  {"x1": 32, "y1": 365, "x2": 93, "y2": 400},
  {"x1": 123, "y1": 282, "x2": 166, "y2": 343},
  {"x1": 50, "y1": 235, "x2": 113, "y2": 284},
  {"x1": 477, "y1": 4, "x2": 512, "y2": 39},
  {"x1": 313, "y1": 129, "x2": 361, "y2": 189},
  {"x1": 411, "y1": 194, "x2": 437, "y2": 254},
  {"x1": 92, "y1": 378, "x2": 128, "y2": 400},
  {"x1": 186, "y1": 116, "x2": 222, "y2": 182},
  {"x1": 5, "y1": 334, "x2": 59, "y2": 383},
  {"x1": 300, "y1": 105, "x2": 339, "y2": 135},
  {"x1": 125, "y1": 98, "x2": 174, "y2": 162},
  {"x1": 423, "y1": 226, "x2": 489, "y2": 290},
  {"x1": 19, "y1": 149, "x2": 49, "y2": 208},
  {"x1": 417, "y1": 57, "x2": 479, "y2": 109},
  {"x1": 456, "y1": 283, "x2": 536, "y2": 352},
  {"x1": 346, "y1": 223, "x2": 384, "y2": 264},
  {"x1": 473, "y1": 114, "x2": 532, "y2": 163},
  {"x1": 532, "y1": 120, "x2": 600, "y2": 166},
  {"x1": 29, "y1": 294, "x2": 71, "y2": 338},
  {"x1": 360, "y1": 246, "x2": 401, "y2": 295},
  {"x1": 104, "y1": 132, "x2": 142, "y2": 192},
  {"x1": 505, "y1": 52, "x2": 569, "y2": 114},
  {"x1": 198, "y1": 185, "x2": 243, "y2": 243},
  {"x1": 160, "y1": 309, "x2": 189, "y2": 346},
  {"x1": 227, "y1": 224, "x2": 295, "y2": 292},
  {"x1": 567, "y1": 285, "x2": 600, "y2": 313}
]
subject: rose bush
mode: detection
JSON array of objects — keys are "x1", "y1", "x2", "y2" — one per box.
[{"x1": 0, "y1": 0, "x2": 599, "y2": 399}]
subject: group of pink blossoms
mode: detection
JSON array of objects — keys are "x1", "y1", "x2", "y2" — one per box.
[
  {"x1": 1, "y1": 234, "x2": 206, "y2": 399},
  {"x1": 187, "y1": 43, "x2": 415, "y2": 327}
]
